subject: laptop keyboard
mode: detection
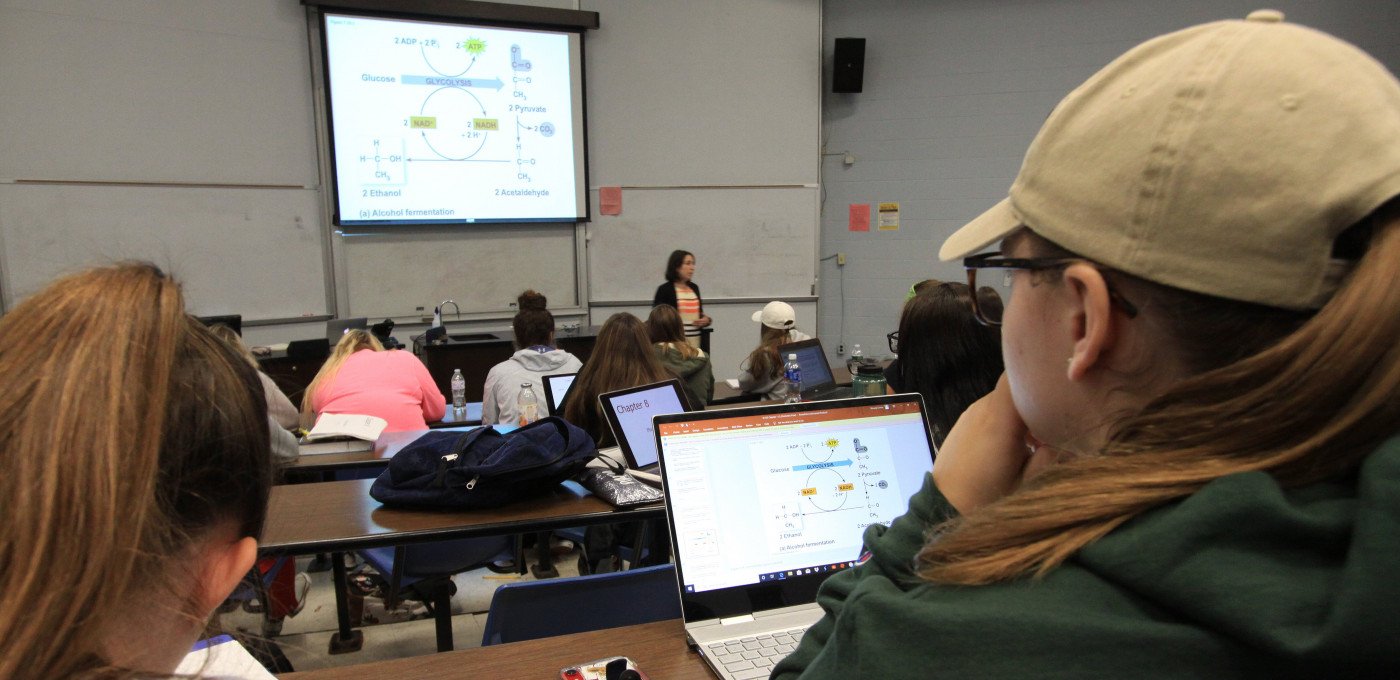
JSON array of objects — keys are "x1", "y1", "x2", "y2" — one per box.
[{"x1": 706, "y1": 626, "x2": 808, "y2": 679}]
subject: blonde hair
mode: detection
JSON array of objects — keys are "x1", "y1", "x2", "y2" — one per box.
[
  {"x1": 918, "y1": 207, "x2": 1400, "y2": 585},
  {"x1": 300, "y1": 329, "x2": 383, "y2": 426},
  {"x1": 0, "y1": 263, "x2": 272, "y2": 678},
  {"x1": 208, "y1": 322, "x2": 258, "y2": 369},
  {"x1": 742, "y1": 325, "x2": 792, "y2": 384}
]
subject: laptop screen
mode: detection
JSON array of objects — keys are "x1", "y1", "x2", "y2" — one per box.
[
  {"x1": 599, "y1": 380, "x2": 689, "y2": 468},
  {"x1": 542, "y1": 373, "x2": 576, "y2": 415},
  {"x1": 326, "y1": 317, "x2": 368, "y2": 343},
  {"x1": 655, "y1": 395, "x2": 934, "y2": 614},
  {"x1": 780, "y1": 338, "x2": 834, "y2": 389}
]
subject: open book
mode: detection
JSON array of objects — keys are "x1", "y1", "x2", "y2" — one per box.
[{"x1": 304, "y1": 413, "x2": 388, "y2": 442}]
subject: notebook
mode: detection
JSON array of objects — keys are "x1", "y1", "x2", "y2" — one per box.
[
  {"x1": 777, "y1": 338, "x2": 847, "y2": 401},
  {"x1": 325, "y1": 317, "x2": 368, "y2": 343},
  {"x1": 597, "y1": 379, "x2": 691, "y2": 483},
  {"x1": 653, "y1": 394, "x2": 936, "y2": 680},
  {"x1": 542, "y1": 372, "x2": 577, "y2": 416}
]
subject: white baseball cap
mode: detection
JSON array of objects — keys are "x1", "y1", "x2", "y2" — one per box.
[
  {"x1": 939, "y1": 10, "x2": 1400, "y2": 310},
  {"x1": 752, "y1": 301, "x2": 797, "y2": 329}
]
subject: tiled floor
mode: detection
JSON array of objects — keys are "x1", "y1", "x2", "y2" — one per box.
[{"x1": 218, "y1": 545, "x2": 585, "y2": 673}]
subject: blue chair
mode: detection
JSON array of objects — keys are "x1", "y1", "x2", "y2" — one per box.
[
  {"x1": 480, "y1": 563, "x2": 682, "y2": 645},
  {"x1": 359, "y1": 535, "x2": 516, "y2": 652}
]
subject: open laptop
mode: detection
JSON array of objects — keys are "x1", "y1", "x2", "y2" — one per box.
[
  {"x1": 541, "y1": 372, "x2": 577, "y2": 416},
  {"x1": 596, "y1": 379, "x2": 691, "y2": 484},
  {"x1": 778, "y1": 337, "x2": 848, "y2": 401},
  {"x1": 325, "y1": 317, "x2": 368, "y2": 343},
  {"x1": 654, "y1": 394, "x2": 936, "y2": 679}
]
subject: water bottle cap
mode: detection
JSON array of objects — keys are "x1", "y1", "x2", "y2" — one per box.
[{"x1": 788, "y1": 353, "x2": 797, "y2": 360}]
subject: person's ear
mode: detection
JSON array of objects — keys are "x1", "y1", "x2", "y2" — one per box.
[
  {"x1": 194, "y1": 528, "x2": 259, "y2": 616},
  {"x1": 1061, "y1": 263, "x2": 1116, "y2": 382}
]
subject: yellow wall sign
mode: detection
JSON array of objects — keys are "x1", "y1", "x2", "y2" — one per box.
[{"x1": 878, "y1": 202, "x2": 900, "y2": 231}]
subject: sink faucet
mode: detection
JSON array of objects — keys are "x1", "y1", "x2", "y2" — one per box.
[{"x1": 438, "y1": 300, "x2": 461, "y2": 319}]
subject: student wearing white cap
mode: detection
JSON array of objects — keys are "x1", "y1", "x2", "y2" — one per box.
[
  {"x1": 736, "y1": 300, "x2": 812, "y2": 400},
  {"x1": 776, "y1": 11, "x2": 1400, "y2": 678}
]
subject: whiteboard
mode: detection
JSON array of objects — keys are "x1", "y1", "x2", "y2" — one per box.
[
  {"x1": 0, "y1": 183, "x2": 329, "y2": 319},
  {"x1": 586, "y1": 187, "x2": 818, "y2": 301},
  {"x1": 0, "y1": 1, "x2": 318, "y2": 186},
  {"x1": 341, "y1": 223, "x2": 579, "y2": 319}
]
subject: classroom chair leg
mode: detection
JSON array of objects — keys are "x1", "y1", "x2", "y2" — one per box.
[{"x1": 327, "y1": 551, "x2": 364, "y2": 654}]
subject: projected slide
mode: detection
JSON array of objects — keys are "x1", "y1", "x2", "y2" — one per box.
[{"x1": 323, "y1": 13, "x2": 586, "y2": 225}]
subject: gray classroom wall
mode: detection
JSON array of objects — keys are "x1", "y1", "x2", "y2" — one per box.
[
  {"x1": 0, "y1": 0, "x2": 820, "y2": 377},
  {"x1": 817, "y1": 0, "x2": 1400, "y2": 362}
]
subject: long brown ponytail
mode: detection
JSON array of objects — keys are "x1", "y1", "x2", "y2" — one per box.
[{"x1": 918, "y1": 207, "x2": 1400, "y2": 585}]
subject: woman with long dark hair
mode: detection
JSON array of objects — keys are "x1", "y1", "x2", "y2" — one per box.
[
  {"x1": 561, "y1": 312, "x2": 672, "y2": 446},
  {"x1": 887, "y1": 282, "x2": 1003, "y2": 445}
]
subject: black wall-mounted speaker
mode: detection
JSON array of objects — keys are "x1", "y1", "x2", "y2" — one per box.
[{"x1": 832, "y1": 38, "x2": 866, "y2": 93}]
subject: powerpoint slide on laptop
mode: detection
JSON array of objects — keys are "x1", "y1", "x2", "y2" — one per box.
[{"x1": 660, "y1": 402, "x2": 931, "y2": 593}]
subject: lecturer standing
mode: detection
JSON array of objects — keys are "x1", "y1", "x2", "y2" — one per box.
[{"x1": 652, "y1": 249, "x2": 711, "y2": 349}]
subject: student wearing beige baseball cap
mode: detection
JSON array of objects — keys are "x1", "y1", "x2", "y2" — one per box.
[{"x1": 776, "y1": 12, "x2": 1400, "y2": 679}]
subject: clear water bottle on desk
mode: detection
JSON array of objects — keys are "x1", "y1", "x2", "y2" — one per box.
[
  {"x1": 517, "y1": 383, "x2": 540, "y2": 425},
  {"x1": 846, "y1": 343, "x2": 864, "y2": 375},
  {"x1": 450, "y1": 369, "x2": 466, "y2": 410},
  {"x1": 783, "y1": 353, "x2": 803, "y2": 404}
]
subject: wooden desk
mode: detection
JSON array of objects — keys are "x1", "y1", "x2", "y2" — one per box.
[
  {"x1": 262, "y1": 478, "x2": 666, "y2": 652},
  {"x1": 280, "y1": 619, "x2": 711, "y2": 679},
  {"x1": 262, "y1": 479, "x2": 662, "y2": 554}
]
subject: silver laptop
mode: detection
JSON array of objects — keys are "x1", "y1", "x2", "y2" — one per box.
[
  {"x1": 325, "y1": 317, "x2": 367, "y2": 343},
  {"x1": 777, "y1": 337, "x2": 848, "y2": 401},
  {"x1": 654, "y1": 394, "x2": 936, "y2": 679},
  {"x1": 596, "y1": 379, "x2": 690, "y2": 484},
  {"x1": 541, "y1": 372, "x2": 577, "y2": 416}
]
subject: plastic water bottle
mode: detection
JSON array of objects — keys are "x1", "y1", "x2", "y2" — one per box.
[
  {"x1": 847, "y1": 343, "x2": 864, "y2": 374},
  {"x1": 783, "y1": 353, "x2": 802, "y2": 403},
  {"x1": 450, "y1": 369, "x2": 466, "y2": 409},
  {"x1": 517, "y1": 383, "x2": 539, "y2": 425}
]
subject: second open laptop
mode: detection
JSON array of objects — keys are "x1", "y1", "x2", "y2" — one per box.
[
  {"x1": 325, "y1": 317, "x2": 368, "y2": 343},
  {"x1": 653, "y1": 393, "x2": 936, "y2": 680},
  {"x1": 541, "y1": 372, "x2": 577, "y2": 416},
  {"x1": 777, "y1": 337, "x2": 848, "y2": 401},
  {"x1": 597, "y1": 378, "x2": 692, "y2": 484}
]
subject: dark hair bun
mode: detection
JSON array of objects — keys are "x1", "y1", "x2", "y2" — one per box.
[{"x1": 518, "y1": 290, "x2": 547, "y2": 311}]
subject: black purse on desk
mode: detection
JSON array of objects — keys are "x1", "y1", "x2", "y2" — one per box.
[{"x1": 369, "y1": 417, "x2": 596, "y2": 510}]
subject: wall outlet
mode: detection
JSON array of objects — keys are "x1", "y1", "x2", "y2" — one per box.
[
  {"x1": 837, "y1": 253, "x2": 846, "y2": 266},
  {"x1": 838, "y1": 344, "x2": 845, "y2": 354}
]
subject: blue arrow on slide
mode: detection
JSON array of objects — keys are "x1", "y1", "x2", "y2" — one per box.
[
  {"x1": 792, "y1": 459, "x2": 853, "y2": 472},
  {"x1": 401, "y1": 75, "x2": 504, "y2": 90}
]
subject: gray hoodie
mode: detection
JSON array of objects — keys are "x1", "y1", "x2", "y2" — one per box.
[{"x1": 481, "y1": 348, "x2": 583, "y2": 425}]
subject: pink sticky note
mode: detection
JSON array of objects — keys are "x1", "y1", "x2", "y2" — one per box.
[
  {"x1": 600, "y1": 186, "x2": 622, "y2": 215},
  {"x1": 849, "y1": 203, "x2": 871, "y2": 232}
]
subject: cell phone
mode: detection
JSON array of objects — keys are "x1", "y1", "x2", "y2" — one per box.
[{"x1": 560, "y1": 656, "x2": 648, "y2": 680}]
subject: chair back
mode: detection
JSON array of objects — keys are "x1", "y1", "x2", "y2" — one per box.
[{"x1": 481, "y1": 563, "x2": 681, "y2": 645}]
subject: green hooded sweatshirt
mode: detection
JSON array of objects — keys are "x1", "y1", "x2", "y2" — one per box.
[
  {"x1": 772, "y1": 436, "x2": 1400, "y2": 679},
  {"x1": 654, "y1": 342, "x2": 714, "y2": 408}
]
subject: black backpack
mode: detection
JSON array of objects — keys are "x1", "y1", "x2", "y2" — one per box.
[{"x1": 369, "y1": 417, "x2": 597, "y2": 509}]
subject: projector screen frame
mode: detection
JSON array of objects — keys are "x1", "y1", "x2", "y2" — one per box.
[{"x1": 305, "y1": 0, "x2": 597, "y2": 228}]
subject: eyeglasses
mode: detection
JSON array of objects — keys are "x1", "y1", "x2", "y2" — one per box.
[
  {"x1": 886, "y1": 331, "x2": 899, "y2": 354},
  {"x1": 962, "y1": 252, "x2": 1139, "y2": 326}
]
